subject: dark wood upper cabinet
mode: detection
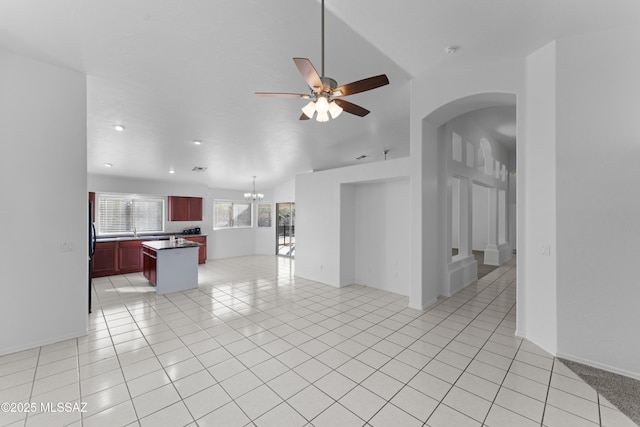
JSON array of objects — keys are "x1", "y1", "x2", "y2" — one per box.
[
  {"x1": 89, "y1": 192, "x2": 96, "y2": 222},
  {"x1": 189, "y1": 197, "x2": 203, "y2": 221},
  {"x1": 168, "y1": 196, "x2": 203, "y2": 221}
]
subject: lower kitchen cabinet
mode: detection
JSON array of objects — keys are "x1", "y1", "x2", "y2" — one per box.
[
  {"x1": 185, "y1": 236, "x2": 207, "y2": 264},
  {"x1": 93, "y1": 235, "x2": 207, "y2": 277},
  {"x1": 118, "y1": 240, "x2": 143, "y2": 273},
  {"x1": 92, "y1": 241, "x2": 117, "y2": 277},
  {"x1": 142, "y1": 246, "x2": 157, "y2": 285}
]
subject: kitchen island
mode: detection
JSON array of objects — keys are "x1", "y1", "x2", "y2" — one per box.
[{"x1": 142, "y1": 239, "x2": 201, "y2": 295}]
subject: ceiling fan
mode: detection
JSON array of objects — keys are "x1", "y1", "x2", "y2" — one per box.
[{"x1": 255, "y1": 0, "x2": 389, "y2": 122}]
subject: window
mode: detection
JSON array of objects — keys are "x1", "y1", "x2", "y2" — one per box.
[
  {"x1": 214, "y1": 201, "x2": 252, "y2": 229},
  {"x1": 257, "y1": 203, "x2": 272, "y2": 227},
  {"x1": 97, "y1": 194, "x2": 164, "y2": 235},
  {"x1": 452, "y1": 132, "x2": 462, "y2": 163}
]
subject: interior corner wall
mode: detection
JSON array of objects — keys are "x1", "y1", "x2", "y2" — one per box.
[
  {"x1": 0, "y1": 50, "x2": 88, "y2": 355},
  {"x1": 340, "y1": 184, "x2": 355, "y2": 286},
  {"x1": 206, "y1": 187, "x2": 273, "y2": 260},
  {"x1": 521, "y1": 40, "x2": 558, "y2": 354},
  {"x1": 295, "y1": 158, "x2": 411, "y2": 288},
  {"x1": 353, "y1": 179, "x2": 411, "y2": 296},
  {"x1": 555, "y1": 25, "x2": 640, "y2": 379}
]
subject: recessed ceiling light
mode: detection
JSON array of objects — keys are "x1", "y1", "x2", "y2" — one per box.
[
  {"x1": 113, "y1": 124, "x2": 125, "y2": 131},
  {"x1": 193, "y1": 140, "x2": 203, "y2": 145},
  {"x1": 356, "y1": 155, "x2": 367, "y2": 160},
  {"x1": 445, "y1": 46, "x2": 458, "y2": 55},
  {"x1": 104, "y1": 163, "x2": 113, "y2": 167},
  {"x1": 169, "y1": 170, "x2": 175, "y2": 174}
]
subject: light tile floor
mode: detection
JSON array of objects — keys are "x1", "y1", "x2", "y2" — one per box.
[{"x1": 0, "y1": 255, "x2": 637, "y2": 427}]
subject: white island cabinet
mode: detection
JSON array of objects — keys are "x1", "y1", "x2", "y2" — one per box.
[{"x1": 142, "y1": 240, "x2": 201, "y2": 295}]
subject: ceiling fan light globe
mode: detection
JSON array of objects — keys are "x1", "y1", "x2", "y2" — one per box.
[
  {"x1": 315, "y1": 96, "x2": 330, "y2": 114},
  {"x1": 302, "y1": 101, "x2": 316, "y2": 118},
  {"x1": 328, "y1": 101, "x2": 343, "y2": 119},
  {"x1": 316, "y1": 111, "x2": 330, "y2": 122}
]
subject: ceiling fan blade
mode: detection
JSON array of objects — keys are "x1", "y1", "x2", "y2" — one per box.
[
  {"x1": 255, "y1": 92, "x2": 310, "y2": 99},
  {"x1": 334, "y1": 74, "x2": 389, "y2": 97},
  {"x1": 334, "y1": 99, "x2": 370, "y2": 117},
  {"x1": 293, "y1": 58, "x2": 323, "y2": 92},
  {"x1": 299, "y1": 113, "x2": 311, "y2": 120}
]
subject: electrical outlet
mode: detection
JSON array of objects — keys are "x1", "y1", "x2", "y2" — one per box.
[
  {"x1": 541, "y1": 245, "x2": 551, "y2": 256},
  {"x1": 60, "y1": 242, "x2": 73, "y2": 252}
]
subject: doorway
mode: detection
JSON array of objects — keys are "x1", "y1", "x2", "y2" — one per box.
[{"x1": 276, "y1": 203, "x2": 295, "y2": 257}]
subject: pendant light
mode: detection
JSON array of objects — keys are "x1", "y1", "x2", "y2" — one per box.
[{"x1": 244, "y1": 176, "x2": 264, "y2": 202}]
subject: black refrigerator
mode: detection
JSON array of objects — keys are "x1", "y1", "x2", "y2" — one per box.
[{"x1": 89, "y1": 202, "x2": 96, "y2": 314}]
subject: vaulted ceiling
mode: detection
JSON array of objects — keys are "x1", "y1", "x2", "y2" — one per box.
[{"x1": 1, "y1": 0, "x2": 637, "y2": 190}]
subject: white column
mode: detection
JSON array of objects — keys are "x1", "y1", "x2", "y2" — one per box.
[
  {"x1": 485, "y1": 187, "x2": 500, "y2": 265},
  {"x1": 459, "y1": 177, "x2": 472, "y2": 257}
]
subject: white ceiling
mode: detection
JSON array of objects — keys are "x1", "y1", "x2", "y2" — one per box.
[{"x1": 1, "y1": 0, "x2": 638, "y2": 190}]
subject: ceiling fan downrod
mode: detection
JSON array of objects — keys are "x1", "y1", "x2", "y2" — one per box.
[{"x1": 321, "y1": 0, "x2": 325, "y2": 77}]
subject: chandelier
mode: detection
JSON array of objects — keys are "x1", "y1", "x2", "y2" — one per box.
[{"x1": 244, "y1": 176, "x2": 264, "y2": 202}]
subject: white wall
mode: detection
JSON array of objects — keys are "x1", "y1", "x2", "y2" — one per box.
[
  {"x1": 296, "y1": 157, "x2": 411, "y2": 288},
  {"x1": 410, "y1": 24, "x2": 640, "y2": 380},
  {"x1": 521, "y1": 41, "x2": 558, "y2": 354},
  {"x1": 340, "y1": 185, "x2": 356, "y2": 285},
  {"x1": 353, "y1": 179, "x2": 411, "y2": 295},
  {"x1": 555, "y1": 25, "x2": 640, "y2": 378},
  {"x1": 0, "y1": 50, "x2": 88, "y2": 355}
]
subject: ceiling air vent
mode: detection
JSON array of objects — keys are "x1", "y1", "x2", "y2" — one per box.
[{"x1": 192, "y1": 166, "x2": 208, "y2": 172}]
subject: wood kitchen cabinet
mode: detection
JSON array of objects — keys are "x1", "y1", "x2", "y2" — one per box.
[
  {"x1": 142, "y1": 246, "x2": 157, "y2": 286},
  {"x1": 92, "y1": 240, "x2": 143, "y2": 277},
  {"x1": 92, "y1": 235, "x2": 207, "y2": 276},
  {"x1": 118, "y1": 240, "x2": 143, "y2": 274},
  {"x1": 168, "y1": 196, "x2": 203, "y2": 221},
  {"x1": 185, "y1": 236, "x2": 207, "y2": 264},
  {"x1": 92, "y1": 241, "x2": 118, "y2": 277}
]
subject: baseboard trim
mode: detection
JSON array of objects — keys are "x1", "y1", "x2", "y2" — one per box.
[
  {"x1": 408, "y1": 297, "x2": 438, "y2": 311},
  {"x1": 0, "y1": 328, "x2": 87, "y2": 358},
  {"x1": 556, "y1": 351, "x2": 640, "y2": 381}
]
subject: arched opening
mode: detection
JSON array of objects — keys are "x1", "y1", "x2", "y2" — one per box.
[{"x1": 418, "y1": 92, "x2": 516, "y2": 301}]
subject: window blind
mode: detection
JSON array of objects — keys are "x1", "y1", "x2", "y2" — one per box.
[
  {"x1": 213, "y1": 200, "x2": 252, "y2": 229},
  {"x1": 97, "y1": 195, "x2": 164, "y2": 235}
]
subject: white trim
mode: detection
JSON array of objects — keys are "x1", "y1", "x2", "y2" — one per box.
[
  {"x1": 408, "y1": 297, "x2": 438, "y2": 311},
  {"x1": 556, "y1": 351, "x2": 640, "y2": 381},
  {"x1": 0, "y1": 328, "x2": 87, "y2": 358}
]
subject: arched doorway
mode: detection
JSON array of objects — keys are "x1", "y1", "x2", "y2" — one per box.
[{"x1": 413, "y1": 92, "x2": 517, "y2": 304}]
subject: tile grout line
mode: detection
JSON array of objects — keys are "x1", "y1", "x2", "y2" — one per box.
[
  {"x1": 421, "y1": 279, "x2": 519, "y2": 426},
  {"x1": 318, "y1": 263, "x2": 520, "y2": 425}
]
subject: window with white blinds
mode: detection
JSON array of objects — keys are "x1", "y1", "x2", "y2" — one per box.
[
  {"x1": 97, "y1": 195, "x2": 164, "y2": 235},
  {"x1": 213, "y1": 200, "x2": 252, "y2": 229}
]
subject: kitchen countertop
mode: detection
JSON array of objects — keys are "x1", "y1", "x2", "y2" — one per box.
[
  {"x1": 97, "y1": 234, "x2": 206, "y2": 243},
  {"x1": 141, "y1": 239, "x2": 202, "y2": 250}
]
